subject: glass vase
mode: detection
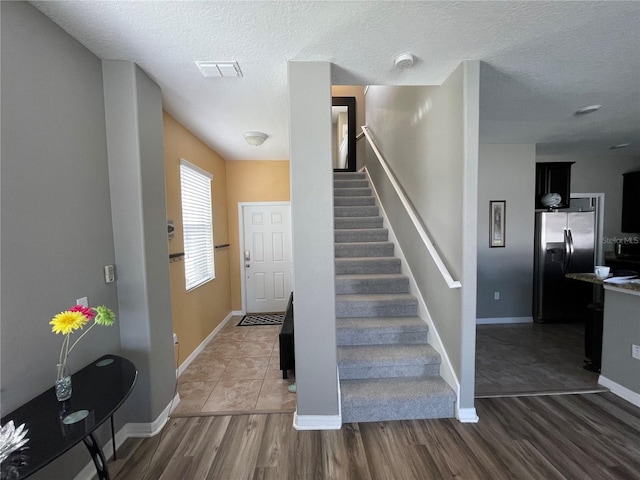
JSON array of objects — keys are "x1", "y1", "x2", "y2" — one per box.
[{"x1": 55, "y1": 362, "x2": 72, "y2": 401}]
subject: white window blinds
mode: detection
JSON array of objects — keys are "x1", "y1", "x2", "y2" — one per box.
[{"x1": 180, "y1": 159, "x2": 215, "y2": 290}]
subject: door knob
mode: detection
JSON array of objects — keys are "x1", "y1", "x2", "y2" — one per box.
[{"x1": 245, "y1": 263, "x2": 251, "y2": 268}]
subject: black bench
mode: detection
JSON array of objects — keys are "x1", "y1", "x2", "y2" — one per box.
[{"x1": 279, "y1": 292, "x2": 294, "y2": 379}]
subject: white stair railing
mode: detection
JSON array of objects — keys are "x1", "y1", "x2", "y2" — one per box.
[{"x1": 361, "y1": 126, "x2": 462, "y2": 289}]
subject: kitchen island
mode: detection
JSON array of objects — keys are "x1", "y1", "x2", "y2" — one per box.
[{"x1": 566, "y1": 273, "x2": 640, "y2": 407}]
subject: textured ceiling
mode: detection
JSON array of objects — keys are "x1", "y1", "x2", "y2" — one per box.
[{"x1": 30, "y1": 1, "x2": 640, "y2": 160}]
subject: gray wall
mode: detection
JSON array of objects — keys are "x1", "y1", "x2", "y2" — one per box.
[
  {"x1": 475, "y1": 148, "x2": 640, "y2": 322},
  {"x1": 288, "y1": 62, "x2": 339, "y2": 417},
  {"x1": 601, "y1": 288, "x2": 640, "y2": 395},
  {"x1": 477, "y1": 144, "x2": 536, "y2": 320},
  {"x1": 364, "y1": 61, "x2": 480, "y2": 410},
  {"x1": 1, "y1": 2, "x2": 120, "y2": 477},
  {"x1": 103, "y1": 61, "x2": 176, "y2": 423}
]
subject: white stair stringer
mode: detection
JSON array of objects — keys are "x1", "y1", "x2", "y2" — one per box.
[{"x1": 334, "y1": 171, "x2": 457, "y2": 423}]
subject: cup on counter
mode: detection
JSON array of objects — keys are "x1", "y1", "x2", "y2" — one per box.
[{"x1": 594, "y1": 265, "x2": 611, "y2": 280}]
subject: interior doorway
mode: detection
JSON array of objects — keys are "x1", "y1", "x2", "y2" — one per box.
[{"x1": 239, "y1": 202, "x2": 293, "y2": 313}]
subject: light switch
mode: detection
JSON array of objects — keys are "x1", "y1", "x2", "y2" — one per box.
[{"x1": 104, "y1": 265, "x2": 115, "y2": 283}]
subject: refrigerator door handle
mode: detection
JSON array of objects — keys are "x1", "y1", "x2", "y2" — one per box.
[
  {"x1": 567, "y1": 229, "x2": 575, "y2": 271},
  {"x1": 563, "y1": 229, "x2": 571, "y2": 273}
]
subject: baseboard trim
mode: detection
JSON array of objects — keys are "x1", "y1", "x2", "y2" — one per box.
[
  {"x1": 457, "y1": 407, "x2": 479, "y2": 423},
  {"x1": 292, "y1": 368, "x2": 342, "y2": 431},
  {"x1": 73, "y1": 393, "x2": 180, "y2": 480},
  {"x1": 177, "y1": 311, "x2": 234, "y2": 376},
  {"x1": 598, "y1": 375, "x2": 640, "y2": 408},
  {"x1": 232, "y1": 310, "x2": 244, "y2": 316},
  {"x1": 127, "y1": 391, "x2": 180, "y2": 437},
  {"x1": 476, "y1": 316, "x2": 533, "y2": 325},
  {"x1": 293, "y1": 412, "x2": 342, "y2": 430}
]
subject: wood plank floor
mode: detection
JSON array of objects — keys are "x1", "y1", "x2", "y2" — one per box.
[
  {"x1": 105, "y1": 392, "x2": 640, "y2": 480},
  {"x1": 475, "y1": 323, "x2": 604, "y2": 397}
]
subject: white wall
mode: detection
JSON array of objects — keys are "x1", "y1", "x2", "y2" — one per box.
[
  {"x1": 1, "y1": 3, "x2": 120, "y2": 477},
  {"x1": 288, "y1": 62, "x2": 339, "y2": 423},
  {"x1": 477, "y1": 144, "x2": 536, "y2": 320},
  {"x1": 364, "y1": 61, "x2": 480, "y2": 412}
]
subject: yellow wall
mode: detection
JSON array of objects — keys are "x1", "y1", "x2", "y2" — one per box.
[
  {"x1": 163, "y1": 112, "x2": 232, "y2": 365},
  {"x1": 226, "y1": 161, "x2": 290, "y2": 311}
]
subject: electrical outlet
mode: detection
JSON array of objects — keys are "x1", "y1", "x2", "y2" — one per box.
[
  {"x1": 173, "y1": 333, "x2": 178, "y2": 345},
  {"x1": 494, "y1": 292, "x2": 500, "y2": 300},
  {"x1": 632, "y1": 344, "x2": 640, "y2": 360},
  {"x1": 76, "y1": 297, "x2": 88, "y2": 307}
]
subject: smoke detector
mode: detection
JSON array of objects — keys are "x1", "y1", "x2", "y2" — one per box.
[{"x1": 394, "y1": 53, "x2": 415, "y2": 69}]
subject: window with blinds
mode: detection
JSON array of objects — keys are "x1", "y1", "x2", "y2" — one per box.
[{"x1": 180, "y1": 159, "x2": 215, "y2": 291}]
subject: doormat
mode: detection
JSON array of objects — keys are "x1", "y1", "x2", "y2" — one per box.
[{"x1": 237, "y1": 314, "x2": 284, "y2": 327}]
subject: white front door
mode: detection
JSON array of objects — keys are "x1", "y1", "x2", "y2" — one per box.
[{"x1": 242, "y1": 204, "x2": 293, "y2": 313}]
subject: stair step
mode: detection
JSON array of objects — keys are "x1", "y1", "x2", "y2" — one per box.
[
  {"x1": 334, "y1": 206, "x2": 379, "y2": 217},
  {"x1": 334, "y1": 188, "x2": 372, "y2": 197},
  {"x1": 335, "y1": 273, "x2": 408, "y2": 294},
  {"x1": 334, "y1": 172, "x2": 366, "y2": 180},
  {"x1": 335, "y1": 242, "x2": 394, "y2": 258},
  {"x1": 334, "y1": 196, "x2": 376, "y2": 207},
  {"x1": 340, "y1": 376, "x2": 456, "y2": 423},
  {"x1": 334, "y1": 179, "x2": 369, "y2": 189},
  {"x1": 335, "y1": 257, "x2": 401, "y2": 275},
  {"x1": 336, "y1": 293, "x2": 418, "y2": 318},
  {"x1": 336, "y1": 317, "x2": 428, "y2": 345},
  {"x1": 338, "y1": 343, "x2": 440, "y2": 379},
  {"x1": 335, "y1": 217, "x2": 383, "y2": 230},
  {"x1": 335, "y1": 228, "x2": 388, "y2": 243},
  {"x1": 333, "y1": 171, "x2": 455, "y2": 423}
]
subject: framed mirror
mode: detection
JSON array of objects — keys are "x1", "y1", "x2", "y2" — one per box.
[{"x1": 332, "y1": 96, "x2": 356, "y2": 172}]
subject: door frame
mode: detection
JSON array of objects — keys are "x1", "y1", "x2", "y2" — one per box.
[{"x1": 238, "y1": 201, "x2": 292, "y2": 314}]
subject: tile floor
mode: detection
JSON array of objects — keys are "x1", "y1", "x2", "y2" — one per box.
[{"x1": 172, "y1": 317, "x2": 296, "y2": 416}]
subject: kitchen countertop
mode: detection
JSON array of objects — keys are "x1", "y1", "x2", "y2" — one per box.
[{"x1": 566, "y1": 272, "x2": 640, "y2": 294}]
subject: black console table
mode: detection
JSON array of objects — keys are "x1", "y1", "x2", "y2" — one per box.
[
  {"x1": 279, "y1": 292, "x2": 295, "y2": 379},
  {"x1": 1, "y1": 355, "x2": 137, "y2": 480}
]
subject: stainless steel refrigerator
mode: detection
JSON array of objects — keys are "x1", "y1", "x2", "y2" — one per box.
[{"x1": 533, "y1": 211, "x2": 596, "y2": 323}]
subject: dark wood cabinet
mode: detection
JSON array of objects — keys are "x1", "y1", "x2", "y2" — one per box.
[
  {"x1": 535, "y1": 162, "x2": 574, "y2": 209},
  {"x1": 622, "y1": 171, "x2": 640, "y2": 233}
]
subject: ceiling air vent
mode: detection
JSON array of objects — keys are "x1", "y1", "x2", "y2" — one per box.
[{"x1": 195, "y1": 61, "x2": 243, "y2": 78}]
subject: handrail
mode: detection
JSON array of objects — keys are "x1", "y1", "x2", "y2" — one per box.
[{"x1": 361, "y1": 126, "x2": 462, "y2": 289}]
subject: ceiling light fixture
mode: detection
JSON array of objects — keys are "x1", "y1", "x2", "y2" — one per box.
[
  {"x1": 394, "y1": 53, "x2": 415, "y2": 69},
  {"x1": 574, "y1": 104, "x2": 602, "y2": 115},
  {"x1": 610, "y1": 143, "x2": 631, "y2": 150},
  {"x1": 243, "y1": 131, "x2": 268, "y2": 146}
]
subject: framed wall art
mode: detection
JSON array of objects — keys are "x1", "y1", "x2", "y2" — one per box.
[{"x1": 489, "y1": 200, "x2": 506, "y2": 248}]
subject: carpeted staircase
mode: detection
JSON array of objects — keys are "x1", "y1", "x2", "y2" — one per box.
[{"x1": 334, "y1": 171, "x2": 456, "y2": 423}]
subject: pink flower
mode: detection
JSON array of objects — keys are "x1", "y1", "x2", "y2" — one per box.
[{"x1": 70, "y1": 304, "x2": 95, "y2": 320}]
